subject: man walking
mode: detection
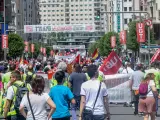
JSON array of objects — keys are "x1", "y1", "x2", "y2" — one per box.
[{"x1": 130, "y1": 64, "x2": 144, "y2": 115}]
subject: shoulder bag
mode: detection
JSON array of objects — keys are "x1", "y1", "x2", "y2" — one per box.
[
  {"x1": 82, "y1": 82, "x2": 102, "y2": 120},
  {"x1": 27, "y1": 92, "x2": 36, "y2": 120}
]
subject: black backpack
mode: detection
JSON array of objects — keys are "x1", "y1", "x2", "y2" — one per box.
[
  {"x1": 25, "y1": 72, "x2": 34, "y2": 84},
  {"x1": 13, "y1": 83, "x2": 29, "y2": 113}
]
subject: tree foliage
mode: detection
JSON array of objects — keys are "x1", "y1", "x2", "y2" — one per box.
[
  {"x1": 88, "y1": 32, "x2": 121, "y2": 57},
  {"x1": 127, "y1": 21, "x2": 155, "y2": 51},
  {"x1": 8, "y1": 34, "x2": 25, "y2": 58},
  {"x1": 97, "y1": 32, "x2": 121, "y2": 56},
  {"x1": 88, "y1": 42, "x2": 98, "y2": 55}
]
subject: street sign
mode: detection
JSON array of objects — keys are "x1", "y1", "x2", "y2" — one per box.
[
  {"x1": 144, "y1": 19, "x2": 153, "y2": 29},
  {"x1": 140, "y1": 45, "x2": 160, "y2": 48},
  {"x1": 2, "y1": 35, "x2": 8, "y2": 49}
]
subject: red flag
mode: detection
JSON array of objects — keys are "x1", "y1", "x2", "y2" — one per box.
[
  {"x1": 136, "y1": 22, "x2": 146, "y2": 43},
  {"x1": 120, "y1": 30, "x2": 126, "y2": 44},
  {"x1": 99, "y1": 51, "x2": 122, "y2": 75},
  {"x1": 24, "y1": 41, "x2": 29, "y2": 52},
  {"x1": 75, "y1": 54, "x2": 80, "y2": 64},
  {"x1": 150, "y1": 49, "x2": 160, "y2": 63},
  {"x1": 111, "y1": 36, "x2": 116, "y2": 48},
  {"x1": 31, "y1": 44, "x2": 34, "y2": 53},
  {"x1": 2, "y1": 35, "x2": 8, "y2": 49},
  {"x1": 40, "y1": 47, "x2": 43, "y2": 53},
  {"x1": 43, "y1": 48, "x2": 46, "y2": 55},
  {"x1": 50, "y1": 50, "x2": 54, "y2": 56}
]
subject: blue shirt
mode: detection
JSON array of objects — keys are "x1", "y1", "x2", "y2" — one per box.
[{"x1": 49, "y1": 85, "x2": 74, "y2": 118}]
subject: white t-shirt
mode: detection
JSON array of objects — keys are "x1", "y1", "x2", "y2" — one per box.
[
  {"x1": 80, "y1": 80, "x2": 108, "y2": 115},
  {"x1": 20, "y1": 93, "x2": 50, "y2": 120},
  {"x1": 122, "y1": 67, "x2": 134, "y2": 74},
  {"x1": 147, "y1": 80, "x2": 155, "y2": 97},
  {"x1": 6, "y1": 86, "x2": 15, "y2": 100}
]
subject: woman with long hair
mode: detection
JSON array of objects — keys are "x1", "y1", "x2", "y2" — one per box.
[
  {"x1": 20, "y1": 75, "x2": 56, "y2": 120},
  {"x1": 139, "y1": 72, "x2": 158, "y2": 120}
]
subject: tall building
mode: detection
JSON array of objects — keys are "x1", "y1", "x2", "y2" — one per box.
[
  {"x1": 107, "y1": 0, "x2": 145, "y2": 32},
  {"x1": 9, "y1": 0, "x2": 40, "y2": 41},
  {"x1": 38, "y1": 0, "x2": 108, "y2": 43}
]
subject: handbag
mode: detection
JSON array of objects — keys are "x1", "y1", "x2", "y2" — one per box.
[
  {"x1": 82, "y1": 82, "x2": 102, "y2": 120},
  {"x1": 27, "y1": 92, "x2": 36, "y2": 120}
]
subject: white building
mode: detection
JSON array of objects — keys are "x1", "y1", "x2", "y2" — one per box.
[
  {"x1": 38, "y1": 0, "x2": 108, "y2": 43},
  {"x1": 107, "y1": 0, "x2": 145, "y2": 32}
]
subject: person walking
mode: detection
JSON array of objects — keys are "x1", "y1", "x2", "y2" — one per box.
[
  {"x1": 49, "y1": 71, "x2": 75, "y2": 120},
  {"x1": 130, "y1": 64, "x2": 144, "y2": 115},
  {"x1": 139, "y1": 71, "x2": 158, "y2": 120},
  {"x1": 3, "y1": 70, "x2": 29, "y2": 120},
  {"x1": 79, "y1": 64, "x2": 110, "y2": 120},
  {"x1": 68, "y1": 63, "x2": 87, "y2": 120},
  {"x1": 20, "y1": 75, "x2": 56, "y2": 120}
]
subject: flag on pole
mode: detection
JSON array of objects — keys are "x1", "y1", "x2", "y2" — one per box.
[
  {"x1": 150, "y1": 49, "x2": 160, "y2": 63},
  {"x1": 92, "y1": 49, "x2": 100, "y2": 60}
]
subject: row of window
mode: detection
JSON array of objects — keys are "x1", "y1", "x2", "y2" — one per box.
[
  {"x1": 40, "y1": 4, "x2": 93, "y2": 8},
  {"x1": 42, "y1": 18, "x2": 93, "y2": 21},
  {"x1": 124, "y1": 0, "x2": 132, "y2": 2},
  {"x1": 124, "y1": 7, "x2": 132, "y2": 11},
  {"x1": 124, "y1": 18, "x2": 132, "y2": 24},
  {"x1": 40, "y1": 9, "x2": 94, "y2": 12}
]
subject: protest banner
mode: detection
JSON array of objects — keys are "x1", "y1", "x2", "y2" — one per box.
[
  {"x1": 104, "y1": 74, "x2": 131, "y2": 103},
  {"x1": 99, "y1": 51, "x2": 122, "y2": 75}
]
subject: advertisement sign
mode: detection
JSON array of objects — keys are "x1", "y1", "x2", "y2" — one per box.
[
  {"x1": 53, "y1": 45, "x2": 85, "y2": 50},
  {"x1": 136, "y1": 23, "x2": 146, "y2": 43},
  {"x1": 24, "y1": 41, "x2": 29, "y2": 52},
  {"x1": 104, "y1": 74, "x2": 131, "y2": 103},
  {"x1": 43, "y1": 48, "x2": 46, "y2": 55},
  {"x1": 120, "y1": 30, "x2": 126, "y2": 44},
  {"x1": 50, "y1": 50, "x2": 54, "y2": 56},
  {"x1": 99, "y1": 51, "x2": 122, "y2": 75},
  {"x1": 24, "y1": 24, "x2": 95, "y2": 33},
  {"x1": 117, "y1": 0, "x2": 121, "y2": 32},
  {"x1": 31, "y1": 44, "x2": 34, "y2": 53},
  {"x1": 111, "y1": 36, "x2": 116, "y2": 48},
  {"x1": 2, "y1": 35, "x2": 8, "y2": 49}
]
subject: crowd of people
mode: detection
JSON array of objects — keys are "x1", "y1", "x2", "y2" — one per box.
[{"x1": 0, "y1": 58, "x2": 159, "y2": 120}]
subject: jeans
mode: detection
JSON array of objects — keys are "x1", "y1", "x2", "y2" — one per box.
[
  {"x1": 52, "y1": 116, "x2": 70, "y2": 120},
  {"x1": 71, "y1": 95, "x2": 80, "y2": 120},
  {"x1": 132, "y1": 91, "x2": 139, "y2": 114},
  {"x1": 7, "y1": 115, "x2": 26, "y2": 120},
  {"x1": 93, "y1": 114, "x2": 106, "y2": 120}
]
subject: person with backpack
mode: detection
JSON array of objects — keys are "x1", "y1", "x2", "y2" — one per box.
[
  {"x1": 3, "y1": 70, "x2": 30, "y2": 120},
  {"x1": 138, "y1": 71, "x2": 158, "y2": 120},
  {"x1": 23, "y1": 64, "x2": 36, "y2": 85},
  {"x1": 19, "y1": 75, "x2": 56, "y2": 120}
]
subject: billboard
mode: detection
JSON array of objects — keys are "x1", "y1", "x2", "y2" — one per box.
[
  {"x1": 53, "y1": 45, "x2": 85, "y2": 50},
  {"x1": 136, "y1": 22, "x2": 146, "y2": 43},
  {"x1": 24, "y1": 24, "x2": 95, "y2": 33}
]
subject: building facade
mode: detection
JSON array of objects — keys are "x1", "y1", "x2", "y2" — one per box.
[
  {"x1": 9, "y1": 0, "x2": 40, "y2": 41},
  {"x1": 38, "y1": 0, "x2": 108, "y2": 43}
]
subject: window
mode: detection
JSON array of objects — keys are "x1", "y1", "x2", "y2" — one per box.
[
  {"x1": 61, "y1": 10, "x2": 63, "y2": 12},
  {"x1": 80, "y1": 9, "x2": 83, "y2": 11},
  {"x1": 61, "y1": 19, "x2": 64, "y2": 21},
  {"x1": 124, "y1": 7, "x2": 127, "y2": 11},
  {"x1": 48, "y1": 19, "x2": 50, "y2": 21},
  {"x1": 57, "y1": 10, "x2": 59, "y2": 12},
  {"x1": 129, "y1": 7, "x2": 132, "y2": 11},
  {"x1": 44, "y1": 19, "x2": 46, "y2": 21},
  {"x1": 129, "y1": 0, "x2": 132, "y2": 1},
  {"x1": 89, "y1": 9, "x2": 92, "y2": 11},
  {"x1": 124, "y1": 0, "x2": 127, "y2": 2},
  {"x1": 44, "y1": 10, "x2": 46, "y2": 12},
  {"x1": 48, "y1": 5, "x2": 50, "y2": 7},
  {"x1": 80, "y1": 14, "x2": 83, "y2": 16},
  {"x1": 71, "y1": 5, "x2": 74, "y2": 7},
  {"x1": 52, "y1": 5, "x2": 54, "y2": 7},
  {"x1": 52, "y1": 14, "x2": 55, "y2": 16},
  {"x1": 52, "y1": 10, "x2": 55, "y2": 12},
  {"x1": 76, "y1": 9, "x2": 78, "y2": 11},
  {"x1": 124, "y1": 19, "x2": 127, "y2": 24},
  {"x1": 44, "y1": 5, "x2": 46, "y2": 7},
  {"x1": 71, "y1": 14, "x2": 74, "y2": 16},
  {"x1": 48, "y1": 10, "x2": 50, "y2": 12},
  {"x1": 140, "y1": 6, "x2": 143, "y2": 11},
  {"x1": 57, "y1": 19, "x2": 59, "y2": 21},
  {"x1": 76, "y1": 14, "x2": 78, "y2": 16}
]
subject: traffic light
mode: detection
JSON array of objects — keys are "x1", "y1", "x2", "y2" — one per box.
[{"x1": 96, "y1": 10, "x2": 100, "y2": 19}]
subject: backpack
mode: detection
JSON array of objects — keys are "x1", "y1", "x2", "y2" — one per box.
[
  {"x1": 13, "y1": 83, "x2": 29, "y2": 113},
  {"x1": 25, "y1": 72, "x2": 34, "y2": 84},
  {"x1": 139, "y1": 81, "x2": 150, "y2": 96}
]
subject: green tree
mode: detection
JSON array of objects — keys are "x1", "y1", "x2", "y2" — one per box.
[
  {"x1": 88, "y1": 42, "x2": 98, "y2": 55},
  {"x1": 97, "y1": 32, "x2": 121, "y2": 56},
  {"x1": 127, "y1": 21, "x2": 155, "y2": 51},
  {"x1": 8, "y1": 34, "x2": 25, "y2": 58}
]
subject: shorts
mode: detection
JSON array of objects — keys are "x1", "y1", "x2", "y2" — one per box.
[{"x1": 138, "y1": 96, "x2": 156, "y2": 113}]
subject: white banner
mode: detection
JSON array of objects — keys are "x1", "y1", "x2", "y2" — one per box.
[
  {"x1": 55, "y1": 54, "x2": 76, "y2": 63},
  {"x1": 104, "y1": 74, "x2": 131, "y2": 103},
  {"x1": 53, "y1": 45, "x2": 85, "y2": 50},
  {"x1": 24, "y1": 24, "x2": 94, "y2": 33}
]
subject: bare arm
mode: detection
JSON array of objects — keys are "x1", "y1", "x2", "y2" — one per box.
[
  {"x1": 151, "y1": 85, "x2": 158, "y2": 96},
  {"x1": 19, "y1": 105, "x2": 27, "y2": 118},
  {"x1": 103, "y1": 95, "x2": 110, "y2": 119},
  {"x1": 3, "y1": 99, "x2": 11, "y2": 118},
  {"x1": 79, "y1": 96, "x2": 86, "y2": 118},
  {"x1": 47, "y1": 97, "x2": 56, "y2": 119}
]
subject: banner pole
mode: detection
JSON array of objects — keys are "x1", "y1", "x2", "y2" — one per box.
[{"x1": 148, "y1": 26, "x2": 151, "y2": 68}]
